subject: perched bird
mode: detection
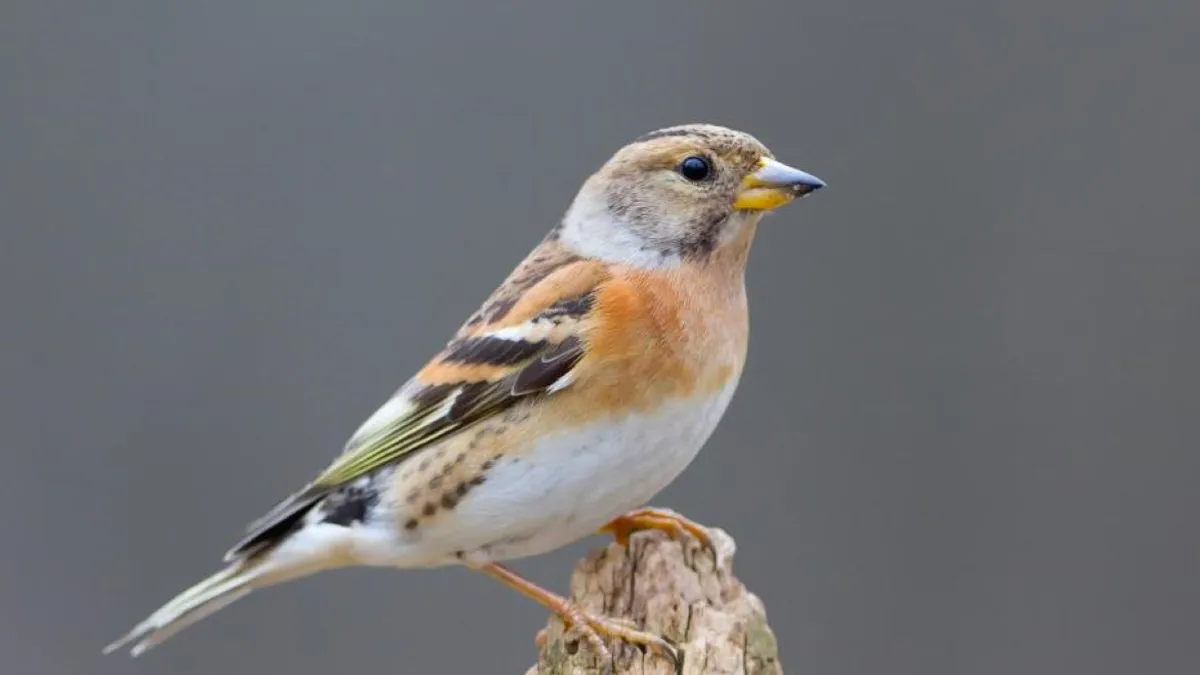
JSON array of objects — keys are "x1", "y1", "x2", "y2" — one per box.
[{"x1": 104, "y1": 123, "x2": 825, "y2": 665}]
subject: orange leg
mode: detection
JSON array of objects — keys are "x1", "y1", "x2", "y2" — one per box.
[{"x1": 475, "y1": 562, "x2": 679, "y2": 669}]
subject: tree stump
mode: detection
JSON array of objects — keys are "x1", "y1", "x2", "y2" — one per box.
[{"x1": 526, "y1": 528, "x2": 783, "y2": 674}]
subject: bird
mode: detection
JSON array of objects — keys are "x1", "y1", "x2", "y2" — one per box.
[{"x1": 103, "y1": 123, "x2": 825, "y2": 666}]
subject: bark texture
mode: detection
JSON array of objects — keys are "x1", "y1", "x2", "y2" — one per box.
[{"x1": 526, "y1": 528, "x2": 782, "y2": 675}]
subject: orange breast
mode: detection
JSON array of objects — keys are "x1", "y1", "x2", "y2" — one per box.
[{"x1": 562, "y1": 262, "x2": 749, "y2": 421}]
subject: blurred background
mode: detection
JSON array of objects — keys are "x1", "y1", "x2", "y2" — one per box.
[{"x1": 2, "y1": 1, "x2": 1198, "y2": 674}]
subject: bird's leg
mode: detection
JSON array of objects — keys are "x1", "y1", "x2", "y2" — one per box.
[
  {"x1": 475, "y1": 562, "x2": 680, "y2": 669},
  {"x1": 600, "y1": 507, "x2": 724, "y2": 569}
]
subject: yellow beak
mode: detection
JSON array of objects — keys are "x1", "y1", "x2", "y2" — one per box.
[{"x1": 733, "y1": 157, "x2": 826, "y2": 211}]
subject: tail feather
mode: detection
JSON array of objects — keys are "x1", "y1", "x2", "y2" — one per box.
[
  {"x1": 105, "y1": 519, "x2": 359, "y2": 657},
  {"x1": 104, "y1": 560, "x2": 257, "y2": 656}
]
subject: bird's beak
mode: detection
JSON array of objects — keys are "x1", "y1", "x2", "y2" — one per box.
[{"x1": 733, "y1": 157, "x2": 826, "y2": 211}]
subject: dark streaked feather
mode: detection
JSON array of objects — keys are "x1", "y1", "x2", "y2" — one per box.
[
  {"x1": 443, "y1": 336, "x2": 544, "y2": 366},
  {"x1": 511, "y1": 336, "x2": 584, "y2": 396},
  {"x1": 224, "y1": 487, "x2": 326, "y2": 561},
  {"x1": 541, "y1": 292, "x2": 594, "y2": 319}
]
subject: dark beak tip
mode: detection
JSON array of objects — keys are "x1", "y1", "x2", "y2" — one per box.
[{"x1": 794, "y1": 179, "x2": 826, "y2": 197}]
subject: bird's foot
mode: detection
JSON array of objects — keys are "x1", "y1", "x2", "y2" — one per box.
[
  {"x1": 477, "y1": 563, "x2": 679, "y2": 673},
  {"x1": 601, "y1": 506, "x2": 725, "y2": 571}
]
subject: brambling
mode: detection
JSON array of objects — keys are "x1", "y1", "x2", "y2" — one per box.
[{"x1": 104, "y1": 123, "x2": 824, "y2": 666}]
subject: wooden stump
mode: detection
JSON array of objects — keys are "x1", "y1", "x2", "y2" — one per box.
[{"x1": 526, "y1": 529, "x2": 783, "y2": 674}]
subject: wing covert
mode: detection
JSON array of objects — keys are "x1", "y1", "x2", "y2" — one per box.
[{"x1": 310, "y1": 286, "x2": 598, "y2": 489}]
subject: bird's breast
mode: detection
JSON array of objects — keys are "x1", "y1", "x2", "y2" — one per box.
[
  {"x1": 425, "y1": 378, "x2": 742, "y2": 563},
  {"x1": 375, "y1": 267, "x2": 750, "y2": 567}
]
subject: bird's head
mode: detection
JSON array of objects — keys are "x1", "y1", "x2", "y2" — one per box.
[{"x1": 558, "y1": 123, "x2": 824, "y2": 267}]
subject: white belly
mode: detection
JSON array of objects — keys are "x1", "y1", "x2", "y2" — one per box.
[{"x1": 388, "y1": 381, "x2": 739, "y2": 566}]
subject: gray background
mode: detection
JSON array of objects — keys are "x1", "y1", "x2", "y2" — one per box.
[{"x1": 2, "y1": 1, "x2": 1198, "y2": 674}]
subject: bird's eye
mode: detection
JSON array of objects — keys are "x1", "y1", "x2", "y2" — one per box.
[{"x1": 678, "y1": 155, "x2": 712, "y2": 181}]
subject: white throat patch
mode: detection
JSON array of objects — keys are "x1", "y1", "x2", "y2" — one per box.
[{"x1": 557, "y1": 189, "x2": 682, "y2": 268}]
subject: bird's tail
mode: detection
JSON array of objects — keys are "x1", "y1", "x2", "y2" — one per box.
[
  {"x1": 104, "y1": 500, "x2": 351, "y2": 657},
  {"x1": 103, "y1": 558, "x2": 258, "y2": 656}
]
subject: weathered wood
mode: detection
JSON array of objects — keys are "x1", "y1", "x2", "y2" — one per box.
[{"x1": 526, "y1": 528, "x2": 783, "y2": 674}]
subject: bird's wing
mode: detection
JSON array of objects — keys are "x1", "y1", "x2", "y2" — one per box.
[{"x1": 225, "y1": 250, "x2": 609, "y2": 561}]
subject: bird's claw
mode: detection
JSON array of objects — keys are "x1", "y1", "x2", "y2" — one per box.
[
  {"x1": 602, "y1": 506, "x2": 726, "y2": 572},
  {"x1": 559, "y1": 609, "x2": 681, "y2": 673}
]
